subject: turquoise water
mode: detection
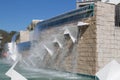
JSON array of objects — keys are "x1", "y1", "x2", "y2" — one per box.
[{"x1": 0, "y1": 60, "x2": 97, "y2": 80}]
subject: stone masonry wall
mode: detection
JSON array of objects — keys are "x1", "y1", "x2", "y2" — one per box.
[
  {"x1": 37, "y1": 18, "x2": 97, "y2": 75},
  {"x1": 21, "y1": 2, "x2": 120, "y2": 75},
  {"x1": 96, "y1": 2, "x2": 120, "y2": 72},
  {"x1": 77, "y1": 17, "x2": 96, "y2": 75},
  {"x1": 20, "y1": 30, "x2": 30, "y2": 43}
]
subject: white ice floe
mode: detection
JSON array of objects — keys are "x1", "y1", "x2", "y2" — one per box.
[
  {"x1": 64, "y1": 26, "x2": 78, "y2": 43},
  {"x1": 101, "y1": 0, "x2": 120, "y2": 5},
  {"x1": 53, "y1": 34, "x2": 65, "y2": 48},
  {"x1": 96, "y1": 60, "x2": 120, "y2": 80},
  {"x1": 77, "y1": 22, "x2": 89, "y2": 26},
  {"x1": 43, "y1": 42, "x2": 55, "y2": 56},
  {"x1": 5, "y1": 61, "x2": 27, "y2": 80}
]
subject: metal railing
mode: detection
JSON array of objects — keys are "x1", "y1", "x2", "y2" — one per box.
[{"x1": 36, "y1": 4, "x2": 94, "y2": 30}]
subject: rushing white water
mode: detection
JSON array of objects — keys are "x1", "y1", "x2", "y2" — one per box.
[
  {"x1": 5, "y1": 22, "x2": 96, "y2": 80},
  {"x1": 64, "y1": 26, "x2": 78, "y2": 43},
  {"x1": 15, "y1": 25, "x2": 81, "y2": 79},
  {"x1": 53, "y1": 34, "x2": 65, "y2": 48},
  {"x1": 77, "y1": 22, "x2": 89, "y2": 26},
  {"x1": 43, "y1": 42, "x2": 55, "y2": 56},
  {"x1": 6, "y1": 33, "x2": 20, "y2": 62}
]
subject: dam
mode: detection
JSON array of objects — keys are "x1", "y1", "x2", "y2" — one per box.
[{"x1": 1, "y1": 0, "x2": 120, "y2": 80}]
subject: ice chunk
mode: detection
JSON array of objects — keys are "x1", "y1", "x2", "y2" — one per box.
[
  {"x1": 64, "y1": 26, "x2": 78, "y2": 43},
  {"x1": 96, "y1": 60, "x2": 120, "y2": 80}
]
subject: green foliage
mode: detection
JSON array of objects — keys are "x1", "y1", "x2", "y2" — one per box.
[{"x1": 0, "y1": 29, "x2": 17, "y2": 53}]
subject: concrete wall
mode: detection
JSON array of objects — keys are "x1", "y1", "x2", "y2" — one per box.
[
  {"x1": 19, "y1": 31, "x2": 30, "y2": 43},
  {"x1": 37, "y1": 6, "x2": 97, "y2": 75},
  {"x1": 76, "y1": 17, "x2": 96, "y2": 75},
  {"x1": 42, "y1": 17, "x2": 97, "y2": 75},
  {"x1": 18, "y1": 1, "x2": 120, "y2": 76},
  {"x1": 27, "y1": 20, "x2": 41, "y2": 31},
  {"x1": 96, "y1": 2, "x2": 120, "y2": 72},
  {"x1": 68, "y1": 1, "x2": 120, "y2": 75}
]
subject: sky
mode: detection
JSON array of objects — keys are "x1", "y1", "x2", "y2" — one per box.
[{"x1": 0, "y1": 0, "x2": 76, "y2": 32}]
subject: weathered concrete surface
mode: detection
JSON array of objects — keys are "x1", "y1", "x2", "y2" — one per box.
[
  {"x1": 61, "y1": 2, "x2": 120, "y2": 75},
  {"x1": 77, "y1": 17, "x2": 96, "y2": 75},
  {"x1": 19, "y1": 31, "x2": 30, "y2": 43},
  {"x1": 19, "y1": 1, "x2": 120, "y2": 76},
  {"x1": 96, "y1": 2, "x2": 120, "y2": 72}
]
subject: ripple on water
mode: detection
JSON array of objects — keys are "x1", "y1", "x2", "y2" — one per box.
[{"x1": 0, "y1": 60, "x2": 96, "y2": 80}]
